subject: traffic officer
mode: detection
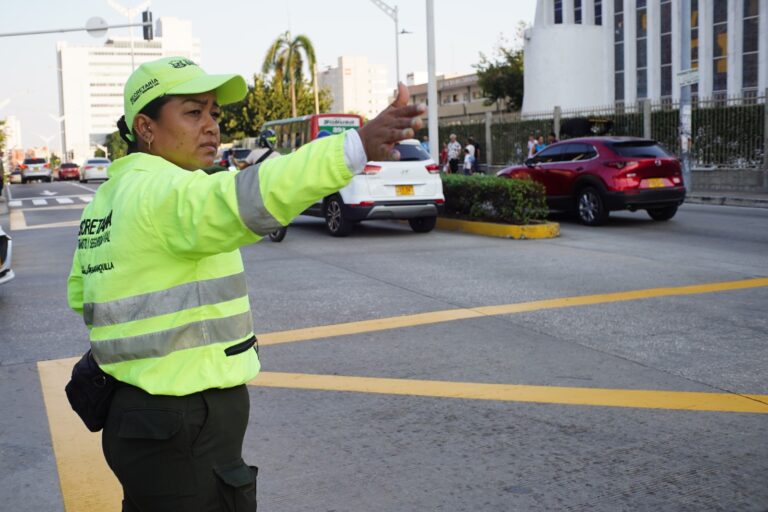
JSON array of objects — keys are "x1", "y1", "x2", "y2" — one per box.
[{"x1": 67, "y1": 56, "x2": 424, "y2": 511}]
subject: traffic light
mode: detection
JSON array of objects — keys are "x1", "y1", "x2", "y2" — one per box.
[{"x1": 142, "y1": 10, "x2": 153, "y2": 41}]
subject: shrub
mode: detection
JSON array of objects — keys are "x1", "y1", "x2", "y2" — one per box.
[{"x1": 440, "y1": 174, "x2": 548, "y2": 225}]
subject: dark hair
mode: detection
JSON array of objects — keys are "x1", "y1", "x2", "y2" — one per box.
[{"x1": 117, "y1": 95, "x2": 172, "y2": 154}]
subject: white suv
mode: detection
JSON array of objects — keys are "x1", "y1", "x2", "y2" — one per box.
[{"x1": 301, "y1": 139, "x2": 444, "y2": 236}]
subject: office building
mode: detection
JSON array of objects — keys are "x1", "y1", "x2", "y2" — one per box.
[
  {"x1": 56, "y1": 17, "x2": 201, "y2": 162},
  {"x1": 523, "y1": 0, "x2": 768, "y2": 114},
  {"x1": 318, "y1": 56, "x2": 391, "y2": 119}
]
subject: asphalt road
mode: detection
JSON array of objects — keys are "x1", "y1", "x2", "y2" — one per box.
[{"x1": 1, "y1": 180, "x2": 767, "y2": 511}]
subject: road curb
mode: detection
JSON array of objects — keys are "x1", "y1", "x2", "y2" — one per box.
[
  {"x1": 436, "y1": 217, "x2": 560, "y2": 239},
  {"x1": 686, "y1": 195, "x2": 768, "y2": 209}
]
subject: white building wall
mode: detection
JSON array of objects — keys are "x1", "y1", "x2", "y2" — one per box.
[
  {"x1": 318, "y1": 56, "x2": 390, "y2": 119},
  {"x1": 525, "y1": 0, "x2": 767, "y2": 113},
  {"x1": 522, "y1": 23, "x2": 607, "y2": 113},
  {"x1": 56, "y1": 17, "x2": 201, "y2": 163}
]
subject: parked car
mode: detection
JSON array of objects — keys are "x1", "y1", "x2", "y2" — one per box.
[
  {"x1": 8, "y1": 168, "x2": 22, "y2": 184},
  {"x1": 0, "y1": 225, "x2": 14, "y2": 285},
  {"x1": 497, "y1": 137, "x2": 686, "y2": 226},
  {"x1": 301, "y1": 138, "x2": 445, "y2": 236},
  {"x1": 80, "y1": 158, "x2": 111, "y2": 183},
  {"x1": 20, "y1": 157, "x2": 52, "y2": 183},
  {"x1": 58, "y1": 162, "x2": 80, "y2": 181},
  {"x1": 215, "y1": 148, "x2": 252, "y2": 171}
]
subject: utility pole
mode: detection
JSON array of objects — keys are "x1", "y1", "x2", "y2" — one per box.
[
  {"x1": 369, "y1": 0, "x2": 402, "y2": 83},
  {"x1": 426, "y1": 0, "x2": 438, "y2": 158},
  {"x1": 679, "y1": 0, "x2": 693, "y2": 190}
]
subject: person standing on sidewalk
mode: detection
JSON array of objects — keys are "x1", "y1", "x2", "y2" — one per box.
[
  {"x1": 66, "y1": 56, "x2": 425, "y2": 511},
  {"x1": 447, "y1": 133, "x2": 462, "y2": 174}
]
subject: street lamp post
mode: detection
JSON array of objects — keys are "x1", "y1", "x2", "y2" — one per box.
[
  {"x1": 107, "y1": 0, "x2": 151, "y2": 71},
  {"x1": 49, "y1": 114, "x2": 66, "y2": 161},
  {"x1": 369, "y1": 0, "x2": 410, "y2": 83}
]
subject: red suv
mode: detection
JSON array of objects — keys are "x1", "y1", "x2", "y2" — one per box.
[{"x1": 497, "y1": 137, "x2": 686, "y2": 225}]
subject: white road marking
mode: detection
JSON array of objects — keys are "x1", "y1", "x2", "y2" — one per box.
[
  {"x1": 8, "y1": 200, "x2": 21, "y2": 208},
  {"x1": 80, "y1": 196, "x2": 93, "y2": 203},
  {"x1": 69, "y1": 182, "x2": 100, "y2": 193},
  {"x1": 41, "y1": 190, "x2": 57, "y2": 196},
  {"x1": 56, "y1": 197, "x2": 74, "y2": 204},
  {"x1": 32, "y1": 199, "x2": 48, "y2": 206}
]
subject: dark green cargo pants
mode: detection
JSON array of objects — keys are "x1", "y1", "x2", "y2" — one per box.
[{"x1": 102, "y1": 383, "x2": 257, "y2": 511}]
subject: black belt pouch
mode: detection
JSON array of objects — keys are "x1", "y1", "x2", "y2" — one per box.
[{"x1": 65, "y1": 349, "x2": 118, "y2": 432}]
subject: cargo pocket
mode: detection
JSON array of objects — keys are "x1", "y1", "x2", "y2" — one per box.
[
  {"x1": 213, "y1": 459, "x2": 258, "y2": 511},
  {"x1": 115, "y1": 409, "x2": 196, "y2": 497}
]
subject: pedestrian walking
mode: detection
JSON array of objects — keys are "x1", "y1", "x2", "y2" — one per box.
[
  {"x1": 420, "y1": 135, "x2": 430, "y2": 154},
  {"x1": 65, "y1": 56, "x2": 425, "y2": 512},
  {"x1": 462, "y1": 147, "x2": 474, "y2": 176},
  {"x1": 468, "y1": 136, "x2": 482, "y2": 174},
  {"x1": 439, "y1": 142, "x2": 448, "y2": 172},
  {"x1": 526, "y1": 133, "x2": 536, "y2": 159},
  {"x1": 447, "y1": 133, "x2": 461, "y2": 174}
]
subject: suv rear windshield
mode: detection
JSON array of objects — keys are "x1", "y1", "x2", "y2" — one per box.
[
  {"x1": 87, "y1": 159, "x2": 111, "y2": 164},
  {"x1": 611, "y1": 141, "x2": 671, "y2": 158},
  {"x1": 23, "y1": 158, "x2": 46, "y2": 165},
  {"x1": 396, "y1": 143, "x2": 429, "y2": 161},
  {"x1": 61, "y1": 163, "x2": 78, "y2": 168}
]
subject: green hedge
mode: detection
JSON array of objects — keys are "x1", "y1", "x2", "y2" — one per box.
[{"x1": 440, "y1": 174, "x2": 548, "y2": 225}]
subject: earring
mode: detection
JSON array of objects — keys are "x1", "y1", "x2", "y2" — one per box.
[{"x1": 146, "y1": 136, "x2": 152, "y2": 151}]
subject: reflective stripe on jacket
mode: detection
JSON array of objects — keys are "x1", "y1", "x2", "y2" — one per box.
[{"x1": 67, "y1": 134, "x2": 352, "y2": 395}]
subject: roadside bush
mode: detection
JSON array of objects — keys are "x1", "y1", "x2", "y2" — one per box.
[{"x1": 440, "y1": 174, "x2": 548, "y2": 225}]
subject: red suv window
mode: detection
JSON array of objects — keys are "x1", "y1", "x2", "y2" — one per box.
[{"x1": 610, "y1": 141, "x2": 671, "y2": 158}]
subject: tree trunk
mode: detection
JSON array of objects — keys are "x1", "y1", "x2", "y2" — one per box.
[{"x1": 290, "y1": 72, "x2": 297, "y2": 117}]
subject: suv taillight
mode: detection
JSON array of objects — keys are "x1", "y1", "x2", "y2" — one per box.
[
  {"x1": 44, "y1": 163, "x2": 50, "y2": 168},
  {"x1": 425, "y1": 163, "x2": 440, "y2": 174},
  {"x1": 363, "y1": 164, "x2": 382, "y2": 175},
  {"x1": 613, "y1": 171, "x2": 641, "y2": 190},
  {"x1": 605, "y1": 160, "x2": 639, "y2": 170}
]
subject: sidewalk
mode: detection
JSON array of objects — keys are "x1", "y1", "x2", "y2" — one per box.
[{"x1": 686, "y1": 190, "x2": 768, "y2": 209}]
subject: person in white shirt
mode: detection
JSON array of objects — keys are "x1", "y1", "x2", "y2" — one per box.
[
  {"x1": 526, "y1": 133, "x2": 536, "y2": 159},
  {"x1": 447, "y1": 133, "x2": 462, "y2": 174}
]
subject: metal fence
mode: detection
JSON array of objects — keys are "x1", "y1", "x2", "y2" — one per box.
[{"x1": 425, "y1": 91, "x2": 767, "y2": 169}]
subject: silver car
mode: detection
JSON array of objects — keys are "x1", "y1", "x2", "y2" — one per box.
[
  {"x1": 0, "y1": 226, "x2": 14, "y2": 285},
  {"x1": 80, "y1": 158, "x2": 111, "y2": 183},
  {"x1": 20, "y1": 157, "x2": 52, "y2": 183}
]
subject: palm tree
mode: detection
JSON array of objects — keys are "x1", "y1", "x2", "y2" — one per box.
[{"x1": 262, "y1": 31, "x2": 318, "y2": 117}]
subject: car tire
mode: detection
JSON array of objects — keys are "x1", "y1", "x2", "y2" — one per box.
[
  {"x1": 575, "y1": 186, "x2": 609, "y2": 226},
  {"x1": 408, "y1": 216, "x2": 437, "y2": 233},
  {"x1": 268, "y1": 227, "x2": 287, "y2": 242},
  {"x1": 324, "y1": 195, "x2": 354, "y2": 237},
  {"x1": 646, "y1": 205, "x2": 678, "y2": 221}
]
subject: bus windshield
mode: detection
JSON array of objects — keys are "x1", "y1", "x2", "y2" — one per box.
[{"x1": 262, "y1": 114, "x2": 363, "y2": 155}]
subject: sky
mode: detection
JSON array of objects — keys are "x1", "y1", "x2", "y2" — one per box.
[{"x1": 0, "y1": 0, "x2": 537, "y2": 154}]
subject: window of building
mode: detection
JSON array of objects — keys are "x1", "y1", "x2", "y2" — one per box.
[
  {"x1": 712, "y1": 0, "x2": 728, "y2": 94},
  {"x1": 595, "y1": 0, "x2": 602, "y2": 25},
  {"x1": 660, "y1": 0, "x2": 672, "y2": 97},
  {"x1": 743, "y1": 0, "x2": 759, "y2": 92},
  {"x1": 614, "y1": 0, "x2": 624, "y2": 102},
  {"x1": 574, "y1": 0, "x2": 582, "y2": 24},
  {"x1": 636, "y1": 0, "x2": 648, "y2": 99},
  {"x1": 690, "y1": 0, "x2": 700, "y2": 97},
  {"x1": 554, "y1": 0, "x2": 563, "y2": 24}
]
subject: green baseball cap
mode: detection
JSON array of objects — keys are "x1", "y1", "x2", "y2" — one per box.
[{"x1": 123, "y1": 56, "x2": 247, "y2": 141}]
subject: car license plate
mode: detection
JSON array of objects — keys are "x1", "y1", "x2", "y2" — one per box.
[
  {"x1": 646, "y1": 178, "x2": 666, "y2": 188},
  {"x1": 396, "y1": 185, "x2": 414, "y2": 196},
  {"x1": 97, "y1": 166, "x2": 105, "y2": 171}
]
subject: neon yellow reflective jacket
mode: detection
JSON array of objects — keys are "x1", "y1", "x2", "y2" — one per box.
[{"x1": 67, "y1": 134, "x2": 352, "y2": 395}]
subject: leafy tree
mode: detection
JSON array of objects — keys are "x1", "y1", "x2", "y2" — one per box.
[
  {"x1": 0, "y1": 119, "x2": 6, "y2": 153},
  {"x1": 474, "y1": 27, "x2": 527, "y2": 112},
  {"x1": 475, "y1": 46, "x2": 525, "y2": 112},
  {"x1": 105, "y1": 130, "x2": 128, "y2": 160},
  {"x1": 262, "y1": 31, "x2": 317, "y2": 117},
  {"x1": 219, "y1": 74, "x2": 332, "y2": 142},
  {"x1": 94, "y1": 148, "x2": 106, "y2": 157}
]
